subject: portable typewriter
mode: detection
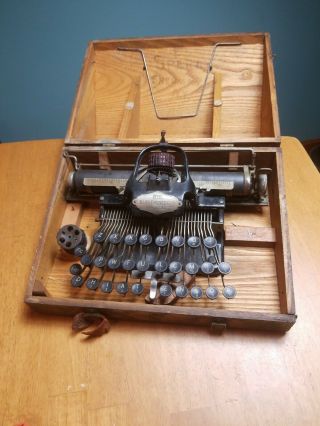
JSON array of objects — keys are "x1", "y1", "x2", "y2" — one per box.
[
  {"x1": 56, "y1": 131, "x2": 270, "y2": 305},
  {"x1": 26, "y1": 33, "x2": 296, "y2": 333}
]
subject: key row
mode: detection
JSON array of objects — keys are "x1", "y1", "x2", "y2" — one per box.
[
  {"x1": 93, "y1": 232, "x2": 218, "y2": 249},
  {"x1": 70, "y1": 276, "x2": 236, "y2": 299},
  {"x1": 70, "y1": 260, "x2": 232, "y2": 275}
]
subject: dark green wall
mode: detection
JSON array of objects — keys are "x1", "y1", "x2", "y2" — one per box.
[{"x1": 1, "y1": 0, "x2": 319, "y2": 142}]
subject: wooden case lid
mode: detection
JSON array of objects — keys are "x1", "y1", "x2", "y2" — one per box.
[{"x1": 66, "y1": 33, "x2": 280, "y2": 146}]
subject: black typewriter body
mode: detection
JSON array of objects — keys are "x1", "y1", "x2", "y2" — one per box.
[{"x1": 57, "y1": 132, "x2": 270, "y2": 303}]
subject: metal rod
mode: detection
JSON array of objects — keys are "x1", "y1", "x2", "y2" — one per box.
[{"x1": 117, "y1": 42, "x2": 241, "y2": 120}]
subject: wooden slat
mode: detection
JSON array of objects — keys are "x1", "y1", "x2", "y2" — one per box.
[
  {"x1": 212, "y1": 72, "x2": 222, "y2": 137},
  {"x1": 118, "y1": 77, "x2": 141, "y2": 138},
  {"x1": 225, "y1": 225, "x2": 275, "y2": 246},
  {"x1": 260, "y1": 34, "x2": 280, "y2": 138},
  {"x1": 61, "y1": 203, "x2": 83, "y2": 227}
]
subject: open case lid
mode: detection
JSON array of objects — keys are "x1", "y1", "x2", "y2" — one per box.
[{"x1": 66, "y1": 32, "x2": 280, "y2": 147}]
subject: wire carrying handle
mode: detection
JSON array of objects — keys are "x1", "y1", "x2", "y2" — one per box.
[{"x1": 117, "y1": 42, "x2": 241, "y2": 120}]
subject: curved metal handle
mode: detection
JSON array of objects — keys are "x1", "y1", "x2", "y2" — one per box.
[{"x1": 117, "y1": 42, "x2": 241, "y2": 120}]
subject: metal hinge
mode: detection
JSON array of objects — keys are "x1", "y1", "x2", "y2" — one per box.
[{"x1": 211, "y1": 320, "x2": 227, "y2": 334}]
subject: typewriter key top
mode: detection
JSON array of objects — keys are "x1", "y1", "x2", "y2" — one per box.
[
  {"x1": 218, "y1": 262, "x2": 232, "y2": 275},
  {"x1": 74, "y1": 245, "x2": 87, "y2": 257},
  {"x1": 155, "y1": 235, "x2": 168, "y2": 247},
  {"x1": 124, "y1": 233, "x2": 138, "y2": 246},
  {"x1": 70, "y1": 263, "x2": 83, "y2": 275},
  {"x1": 175, "y1": 285, "x2": 188, "y2": 298},
  {"x1": 222, "y1": 285, "x2": 237, "y2": 299},
  {"x1": 116, "y1": 282, "x2": 129, "y2": 295},
  {"x1": 207, "y1": 255, "x2": 217, "y2": 265},
  {"x1": 107, "y1": 257, "x2": 121, "y2": 270},
  {"x1": 187, "y1": 236, "x2": 200, "y2": 248},
  {"x1": 137, "y1": 259, "x2": 150, "y2": 272},
  {"x1": 80, "y1": 253, "x2": 93, "y2": 266},
  {"x1": 169, "y1": 261, "x2": 182, "y2": 274},
  {"x1": 94, "y1": 255, "x2": 107, "y2": 268},
  {"x1": 190, "y1": 286, "x2": 203, "y2": 299},
  {"x1": 206, "y1": 286, "x2": 219, "y2": 300},
  {"x1": 109, "y1": 233, "x2": 122, "y2": 245},
  {"x1": 139, "y1": 234, "x2": 152, "y2": 246},
  {"x1": 203, "y1": 236, "x2": 217, "y2": 249},
  {"x1": 100, "y1": 280, "x2": 113, "y2": 293},
  {"x1": 159, "y1": 284, "x2": 173, "y2": 297},
  {"x1": 93, "y1": 230, "x2": 107, "y2": 243},
  {"x1": 171, "y1": 235, "x2": 184, "y2": 248},
  {"x1": 185, "y1": 262, "x2": 199, "y2": 275},
  {"x1": 201, "y1": 262, "x2": 215, "y2": 275},
  {"x1": 131, "y1": 282, "x2": 144, "y2": 295},
  {"x1": 122, "y1": 258, "x2": 135, "y2": 271},
  {"x1": 71, "y1": 275, "x2": 84, "y2": 287},
  {"x1": 155, "y1": 260, "x2": 168, "y2": 273},
  {"x1": 86, "y1": 278, "x2": 99, "y2": 290}
]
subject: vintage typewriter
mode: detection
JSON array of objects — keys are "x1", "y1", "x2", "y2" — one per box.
[
  {"x1": 56, "y1": 131, "x2": 270, "y2": 305},
  {"x1": 26, "y1": 34, "x2": 295, "y2": 333}
]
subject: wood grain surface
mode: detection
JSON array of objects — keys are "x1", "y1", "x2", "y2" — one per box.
[{"x1": 0, "y1": 137, "x2": 320, "y2": 425}]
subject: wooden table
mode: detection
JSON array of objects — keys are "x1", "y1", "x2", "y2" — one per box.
[{"x1": 0, "y1": 137, "x2": 319, "y2": 426}]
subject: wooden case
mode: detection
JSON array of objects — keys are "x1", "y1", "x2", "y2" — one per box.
[{"x1": 25, "y1": 33, "x2": 296, "y2": 332}]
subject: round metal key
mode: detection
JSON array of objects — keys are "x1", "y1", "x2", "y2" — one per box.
[
  {"x1": 100, "y1": 280, "x2": 113, "y2": 293},
  {"x1": 71, "y1": 275, "x2": 83, "y2": 288},
  {"x1": 86, "y1": 277, "x2": 99, "y2": 290},
  {"x1": 93, "y1": 230, "x2": 107, "y2": 243},
  {"x1": 122, "y1": 258, "x2": 135, "y2": 271},
  {"x1": 155, "y1": 235, "x2": 168, "y2": 247},
  {"x1": 109, "y1": 233, "x2": 122, "y2": 245},
  {"x1": 201, "y1": 261, "x2": 215, "y2": 275},
  {"x1": 131, "y1": 282, "x2": 144, "y2": 295},
  {"x1": 94, "y1": 255, "x2": 107, "y2": 268},
  {"x1": 190, "y1": 286, "x2": 203, "y2": 299},
  {"x1": 74, "y1": 245, "x2": 87, "y2": 257},
  {"x1": 218, "y1": 262, "x2": 232, "y2": 275},
  {"x1": 187, "y1": 236, "x2": 201, "y2": 248},
  {"x1": 185, "y1": 262, "x2": 199, "y2": 275},
  {"x1": 207, "y1": 255, "x2": 218, "y2": 265},
  {"x1": 116, "y1": 282, "x2": 129, "y2": 295},
  {"x1": 80, "y1": 253, "x2": 93, "y2": 266},
  {"x1": 222, "y1": 285, "x2": 237, "y2": 299},
  {"x1": 155, "y1": 260, "x2": 168, "y2": 273},
  {"x1": 136, "y1": 259, "x2": 150, "y2": 272},
  {"x1": 139, "y1": 234, "x2": 152, "y2": 246},
  {"x1": 107, "y1": 257, "x2": 121, "y2": 270},
  {"x1": 124, "y1": 233, "x2": 138, "y2": 246},
  {"x1": 169, "y1": 261, "x2": 182, "y2": 274},
  {"x1": 171, "y1": 235, "x2": 184, "y2": 248},
  {"x1": 206, "y1": 286, "x2": 219, "y2": 300},
  {"x1": 203, "y1": 236, "x2": 217, "y2": 249},
  {"x1": 175, "y1": 285, "x2": 188, "y2": 298},
  {"x1": 159, "y1": 284, "x2": 173, "y2": 297},
  {"x1": 70, "y1": 263, "x2": 83, "y2": 275}
]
